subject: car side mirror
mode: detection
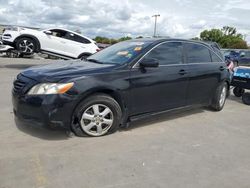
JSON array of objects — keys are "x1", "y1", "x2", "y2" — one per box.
[
  {"x1": 44, "y1": 30, "x2": 52, "y2": 35},
  {"x1": 139, "y1": 58, "x2": 159, "y2": 68}
]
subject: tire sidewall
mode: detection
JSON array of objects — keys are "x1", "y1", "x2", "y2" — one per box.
[
  {"x1": 16, "y1": 37, "x2": 36, "y2": 54},
  {"x1": 242, "y1": 93, "x2": 250, "y2": 105},
  {"x1": 211, "y1": 82, "x2": 227, "y2": 111},
  {"x1": 233, "y1": 87, "x2": 245, "y2": 97},
  {"x1": 218, "y1": 82, "x2": 227, "y2": 110},
  {"x1": 72, "y1": 94, "x2": 122, "y2": 137}
]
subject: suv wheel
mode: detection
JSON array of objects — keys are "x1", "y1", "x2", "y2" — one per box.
[
  {"x1": 210, "y1": 82, "x2": 228, "y2": 111},
  {"x1": 71, "y1": 94, "x2": 122, "y2": 137},
  {"x1": 78, "y1": 53, "x2": 91, "y2": 60},
  {"x1": 16, "y1": 37, "x2": 36, "y2": 54},
  {"x1": 233, "y1": 87, "x2": 245, "y2": 97},
  {"x1": 242, "y1": 93, "x2": 250, "y2": 105}
]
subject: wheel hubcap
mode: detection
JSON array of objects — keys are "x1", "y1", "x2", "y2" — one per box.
[
  {"x1": 80, "y1": 104, "x2": 113, "y2": 136},
  {"x1": 219, "y1": 86, "x2": 227, "y2": 107},
  {"x1": 19, "y1": 40, "x2": 34, "y2": 53}
]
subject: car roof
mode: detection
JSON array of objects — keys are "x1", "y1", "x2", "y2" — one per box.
[
  {"x1": 128, "y1": 38, "x2": 215, "y2": 48},
  {"x1": 128, "y1": 38, "x2": 224, "y2": 59}
]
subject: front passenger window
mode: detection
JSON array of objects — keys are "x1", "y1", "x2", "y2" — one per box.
[{"x1": 143, "y1": 42, "x2": 183, "y2": 65}]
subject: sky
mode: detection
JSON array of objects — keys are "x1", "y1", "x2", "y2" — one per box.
[{"x1": 0, "y1": 0, "x2": 250, "y2": 42}]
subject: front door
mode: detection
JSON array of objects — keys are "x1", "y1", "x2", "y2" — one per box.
[{"x1": 129, "y1": 42, "x2": 189, "y2": 116}]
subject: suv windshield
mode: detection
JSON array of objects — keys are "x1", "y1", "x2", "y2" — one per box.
[{"x1": 87, "y1": 41, "x2": 152, "y2": 65}]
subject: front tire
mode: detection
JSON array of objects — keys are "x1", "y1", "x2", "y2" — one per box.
[
  {"x1": 78, "y1": 53, "x2": 91, "y2": 60},
  {"x1": 71, "y1": 94, "x2": 122, "y2": 137},
  {"x1": 210, "y1": 82, "x2": 228, "y2": 111},
  {"x1": 15, "y1": 37, "x2": 37, "y2": 55},
  {"x1": 233, "y1": 87, "x2": 245, "y2": 97}
]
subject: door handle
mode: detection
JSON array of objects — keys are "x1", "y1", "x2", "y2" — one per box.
[
  {"x1": 219, "y1": 66, "x2": 225, "y2": 71},
  {"x1": 178, "y1": 69, "x2": 187, "y2": 75}
]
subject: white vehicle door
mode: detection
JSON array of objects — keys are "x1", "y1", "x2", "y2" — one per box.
[
  {"x1": 62, "y1": 32, "x2": 94, "y2": 58},
  {"x1": 39, "y1": 29, "x2": 72, "y2": 57}
]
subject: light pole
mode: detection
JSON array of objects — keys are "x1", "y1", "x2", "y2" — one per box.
[{"x1": 152, "y1": 14, "x2": 160, "y2": 37}]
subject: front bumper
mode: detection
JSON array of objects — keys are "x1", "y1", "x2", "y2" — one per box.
[
  {"x1": 2, "y1": 40, "x2": 14, "y2": 47},
  {"x1": 12, "y1": 92, "x2": 79, "y2": 130},
  {"x1": 12, "y1": 75, "x2": 79, "y2": 130}
]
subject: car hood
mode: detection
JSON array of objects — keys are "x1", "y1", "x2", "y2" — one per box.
[{"x1": 21, "y1": 60, "x2": 118, "y2": 82}]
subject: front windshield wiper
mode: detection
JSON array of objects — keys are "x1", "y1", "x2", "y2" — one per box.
[{"x1": 86, "y1": 58, "x2": 103, "y2": 64}]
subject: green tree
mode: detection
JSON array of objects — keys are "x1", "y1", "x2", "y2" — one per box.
[
  {"x1": 136, "y1": 36, "x2": 143, "y2": 39},
  {"x1": 118, "y1": 36, "x2": 132, "y2": 42},
  {"x1": 200, "y1": 29, "x2": 224, "y2": 42},
  {"x1": 199, "y1": 26, "x2": 248, "y2": 49},
  {"x1": 93, "y1": 36, "x2": 132, "y2": 44}
]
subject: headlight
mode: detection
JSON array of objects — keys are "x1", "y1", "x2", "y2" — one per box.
[{"x1": 27, "y1": 83, "x2": 74, "y2": 95}]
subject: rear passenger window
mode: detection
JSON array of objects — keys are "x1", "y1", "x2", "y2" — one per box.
[
  {"x1": 211, "y1": 52, "x2": 222, "y2": 62},
  {"x1": 72, "y1": 35, "x2": 91, "y2": 44},
  {"x1": 186, "y1": 43, "x2": 211, "y2": 63},
  {"x1": 65, "y1": 32, "x2": 91, "y2": 44},
  {"x1": 144, "y1": 42, "x2": 183, "y2": 65}
]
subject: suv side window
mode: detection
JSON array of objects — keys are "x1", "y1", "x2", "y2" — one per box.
[
  {"x1": 65, "y1": 32, "x2": 91, "y2": 44},
  {"x1": 143, "y1": 42, "x2": 183, "y2": 65},
  {"x1": 186, "y1": 43, "x2": 212, "y2": 63},
  {"x1": 50, "y1": 29, "x2": 67, "y2": 38}
]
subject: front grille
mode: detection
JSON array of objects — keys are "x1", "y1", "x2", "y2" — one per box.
[{"x1": 13, "y1": 79, "x2": 26, "y2": 94}]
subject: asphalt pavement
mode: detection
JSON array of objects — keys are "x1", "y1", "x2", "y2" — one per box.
[{"x1": 0, "y1": 57, "x2": 250, "y2": 188}]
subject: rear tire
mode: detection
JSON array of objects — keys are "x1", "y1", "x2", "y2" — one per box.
[
  {"x1": 78, "y1": 53, "x2": 91, "y2": 60},
  {"x1": 71, "y1": 94, "x2": 122, "y2": 137},
  {"x1": 233, "y1": 87, "x2": 245, "y2": 97},
  {"x1": 242, "y1": 93, "x2": 250, "y2": 105},
  {"x1": 209, "y1": 82, "x2": 228, "y2": 111}
]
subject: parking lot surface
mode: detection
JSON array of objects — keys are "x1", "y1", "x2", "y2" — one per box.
[{"x1": 0, "y1": 57, "x2": 250, "y2": 188}]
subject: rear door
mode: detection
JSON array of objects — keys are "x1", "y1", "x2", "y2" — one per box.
[
  {"x1": 184, "y1": 42, "x2": 225, "y2": 105},
  {"x1": 129, "y1": 41, "x2": 189, "y2": 115},
  {"x1": 63, "y1": 32, "x2": 94, "y2": 58}
]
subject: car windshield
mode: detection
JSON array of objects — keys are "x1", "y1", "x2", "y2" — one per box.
[{"x1": 87, "y1": 41, "x2": 152, "y2": 65}]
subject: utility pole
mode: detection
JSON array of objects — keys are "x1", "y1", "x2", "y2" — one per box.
[{"x1": 152, "y1": 14, "x2": 160, "y2": 37}]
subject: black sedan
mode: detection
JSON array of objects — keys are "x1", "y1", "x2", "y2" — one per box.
[{"x1": 12, "y1": 38, "x2": 230, "y2": 136}]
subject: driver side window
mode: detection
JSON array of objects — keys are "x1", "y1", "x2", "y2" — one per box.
[{"x1": 143, "y1": 42, "x2": 183, "y2": 65}]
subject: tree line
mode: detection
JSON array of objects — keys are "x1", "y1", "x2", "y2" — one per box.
[
  {"x1": 93, "y1": 26, "x2": 248, "y2": 49},
  {"x1": 93, "y1": 36, "x2": 132, "y2": 44},
  {"x1": 194, "y1": 26, "x2": 248, "y2": 49}
]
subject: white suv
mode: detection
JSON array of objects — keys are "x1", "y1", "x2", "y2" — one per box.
[{"x1": 1, "y1": 26, "x2": 99, "y2": 59}]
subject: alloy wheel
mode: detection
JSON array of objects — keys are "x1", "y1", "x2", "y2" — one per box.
[
  {"x1": 219, "y1": 86, "x2": 227, "y2": 107},
  {"x1": 19, "y1": 39, "x2": 34, "y2": 53},
  {"x1": 80, "y1": 104, "x2": 114, "y2": 136}
]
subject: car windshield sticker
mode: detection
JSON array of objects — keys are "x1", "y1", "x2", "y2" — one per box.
[
  {"x1": 134, "y1": 46, "x2": 142, "y2": 51},
  {"x1": 117, "y1": 51, "x2": 129, "y2": 56}
]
